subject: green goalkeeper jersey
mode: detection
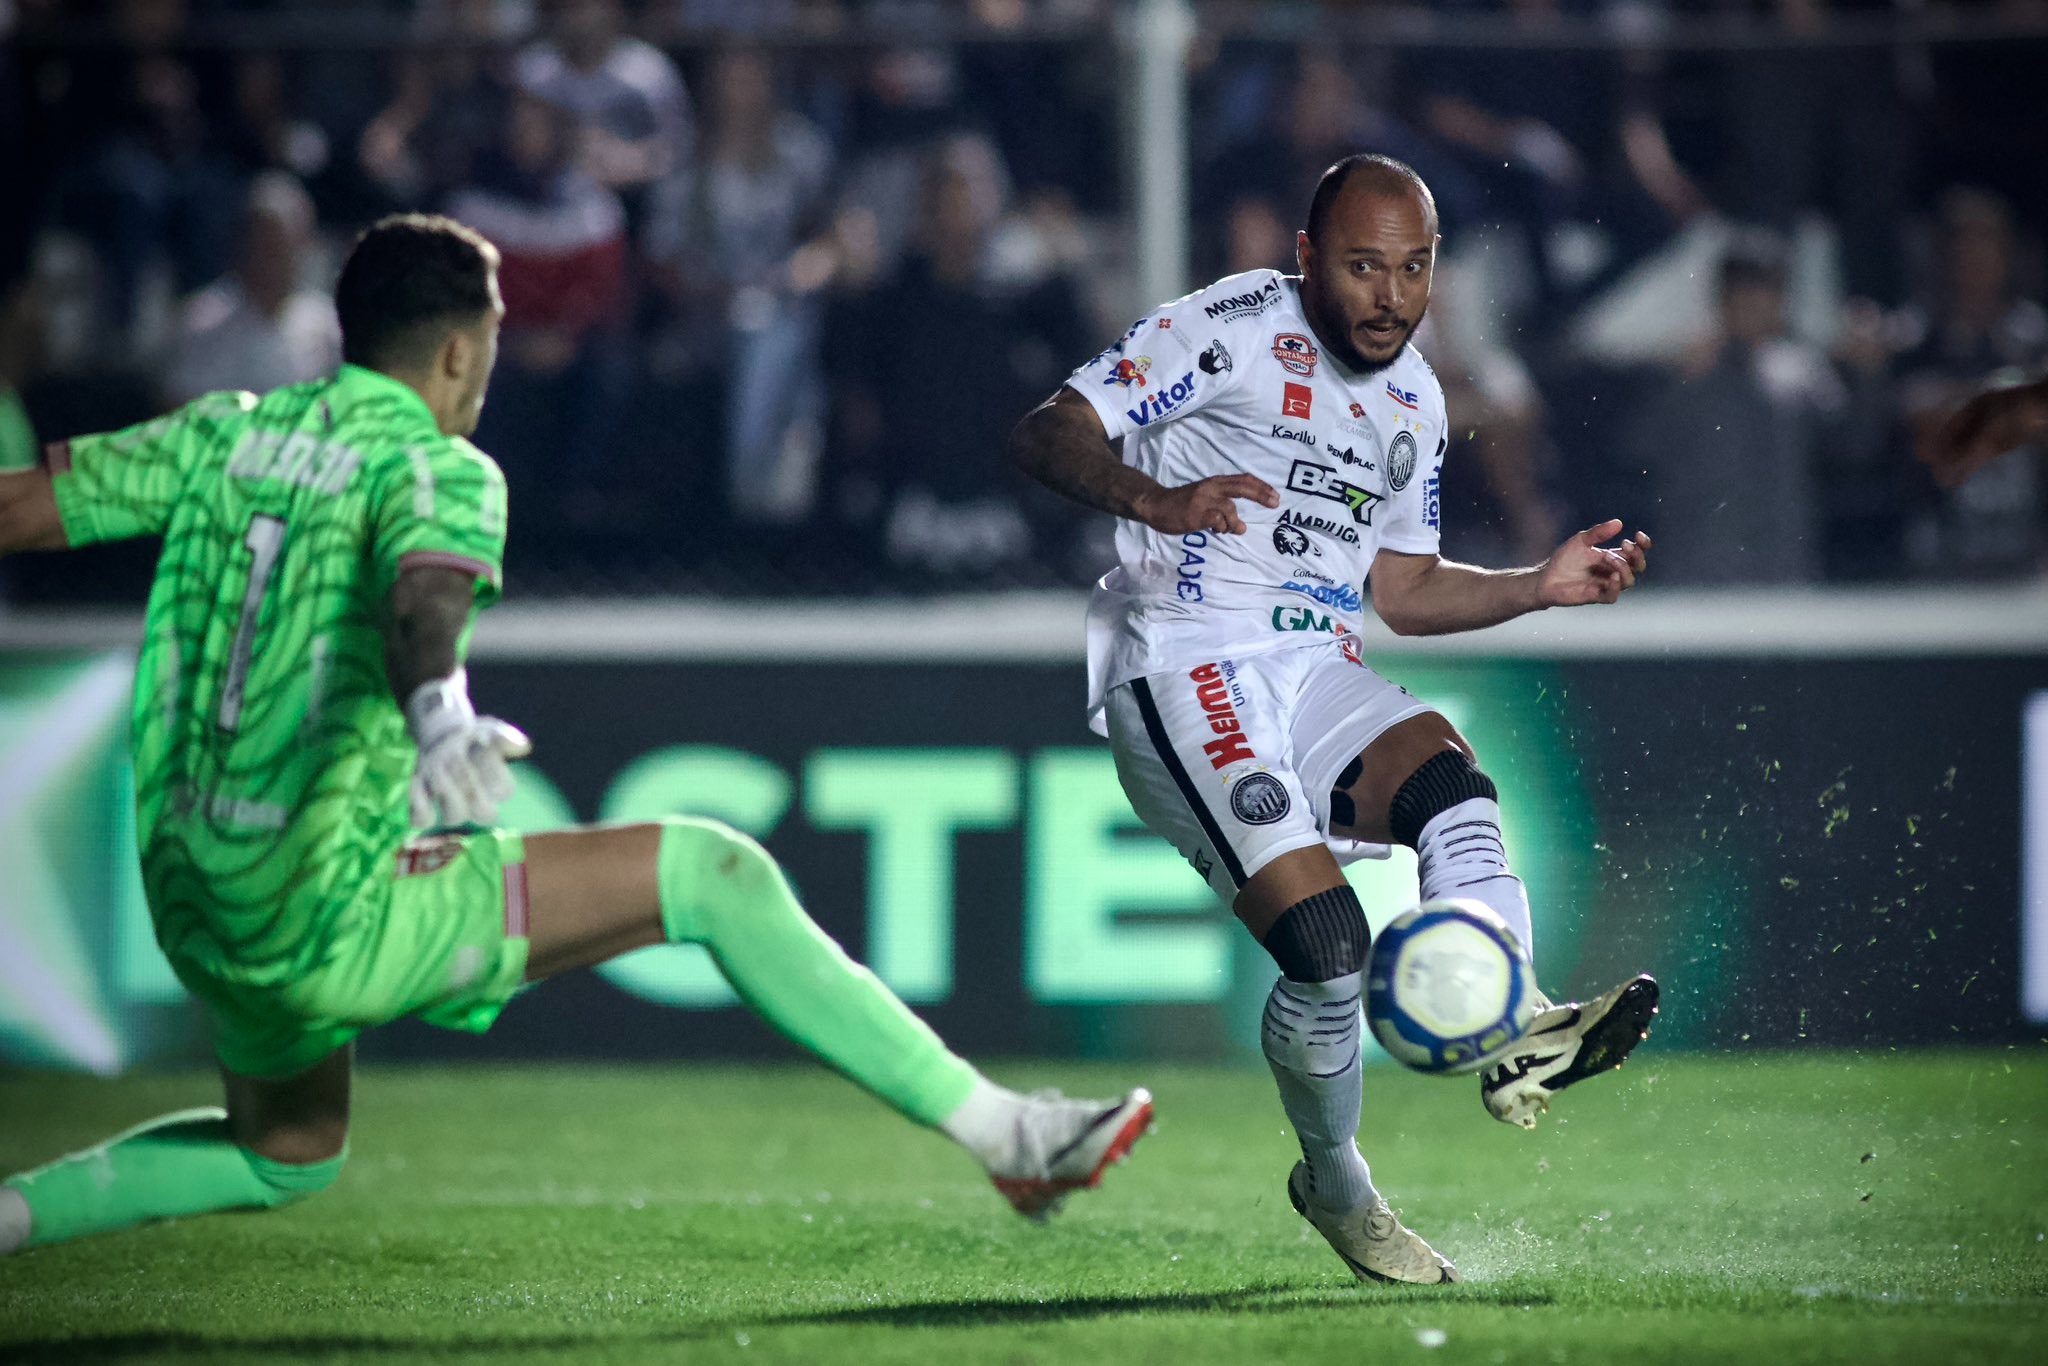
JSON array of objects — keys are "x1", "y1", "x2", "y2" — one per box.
[{"x1": 49, "y1": 364, "x2": 507, "y2": 986}]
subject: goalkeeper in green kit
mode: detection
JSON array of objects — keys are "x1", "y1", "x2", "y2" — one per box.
[{"x1": 0, "y1": 215, "x2": 1150, "y2": 1256}]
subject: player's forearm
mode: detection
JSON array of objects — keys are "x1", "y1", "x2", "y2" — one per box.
[
  {"x1": 1373, "y1": 559, "x2": 1545, "y2": 637},
  {"x1": 383, "y1": 566, "x2": 479, "y2": 703},
  {"x1": 0, "y1": 470, "x2": 66, "y2": 557},
  {"x1": 1007, "y1": 394, "x2": 1165, "y2": 522}
]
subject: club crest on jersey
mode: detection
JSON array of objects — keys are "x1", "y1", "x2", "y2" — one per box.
[
  {"x1": 1386, "y1": 381, "x2": 1420, "y2": 410},
  {"x1": 1281, "y1": 382, "x2": 1312, "y2": 419},
  {"x1": 1127, "y1": 371, "x2": 1198, "y2": 426},
  {"x1": 1104, "y1": 355, "x2": 1153, "y2": 388},
  {"x1": 1286, "y1": 459, "x2": 1385, "y2": 525},
  {"x1": 1198, "y1": 339, "x2": 1231, "y2": 375},
  {"x1": 1272, "y1": 333, "x2": 1318, "y2": 377},
  {"x1": 1387, "y1": 430, "x2": 1418, "y2": 491},
  {"x1": 1230, "y1": 772, "x2": 1291, "y2": 825}
]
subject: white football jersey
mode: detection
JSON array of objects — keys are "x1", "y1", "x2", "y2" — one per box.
[{"x1": 1070, "y1": 269, "x2": 1449, "y2": 733}]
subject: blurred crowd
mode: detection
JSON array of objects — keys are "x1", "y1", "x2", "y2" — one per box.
[{"x1": 2, "y1": 0, "x2": 2044, "y2": 600}]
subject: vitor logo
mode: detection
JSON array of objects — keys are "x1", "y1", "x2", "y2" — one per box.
[
  {"x1": 1281, "y1": 382, "x2": 1313, "y2": 420},
  {"x1": 1230, "y1": 772, "x2": 1291, "y2": 825},
  {"x1": 1128, "y1": 372, "x2": 1198, "y2": 427},
  {"x1": 1422, "y1": 473, "x2": 1441, "y2": 529},
  {"x1": 1203, "y1": 278, "x2": 1283, "y2": 322},
  {"x1": 1278, "y1": 507, "x2": 1359, "y2": 545},
  {"x1": 1271, "y1": 424, "x2": 1314, "y2": 446},
  {"x1": 1387, "y1": 430, "x2": 1418, "y2": 490},
  {"x1": 1272, "y1": 333, "x2": 1318, "y2": 377},
  {"x1": 1177, "y1": 531, "x2": 1208, "y2": 602},
  {"x1": 1285, "y1": 459, "x2": 1385, "y2": 525},
  {"x1": 1189, "y1": 662, "x2": 1254, "y2": 768},
  {"x1": 1282, "y1": 579, "x2": 1363, "y2": 613},
  {"x1": 1198, "y1": 339, "x2": 1231, "y2": 375}
]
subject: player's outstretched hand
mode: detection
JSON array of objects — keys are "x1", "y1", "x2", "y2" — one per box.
[
  {"x1": 405, "y1": 671, "x2": 533, "y2": 828},
  {"x1": 1131, "y1": 474, "x2": 1280, "y2": 536},
  {"x1": 1535, "y1": 519, "x2": 1650, "y2": 607},
  {"x1": 1917, "y1": 375, "x2": 2048, "y2": 489}
]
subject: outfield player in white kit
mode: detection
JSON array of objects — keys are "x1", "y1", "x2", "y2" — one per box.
[{"x1": 1009, "y1": 155, "x2": 1660, "y2": 1286}]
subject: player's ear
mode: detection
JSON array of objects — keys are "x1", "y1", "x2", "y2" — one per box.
[{"x1": 1295, "y1": 229, "x2": 1313, "y2": 277}]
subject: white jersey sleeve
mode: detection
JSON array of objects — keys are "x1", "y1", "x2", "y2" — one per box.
[
  {"x1": 1371, "y1": 367, "x2": 1448, "y2": 557},
  {"x1": 1065, "y1": 279, "x2": 1261, "y2": 443}
]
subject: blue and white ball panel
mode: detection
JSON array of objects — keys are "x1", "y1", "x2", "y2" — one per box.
[{"x1": 1367, "y1": 899, "x2": 1537, "y2": 1075}]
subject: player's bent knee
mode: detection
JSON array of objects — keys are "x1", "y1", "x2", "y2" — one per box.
[
  {"x1": 1262, "y1": 884, "x2": 1370, "y2": 983},
  {"x1": 655, "y1": 815, "x2": 782, "y2": 943},
  {"x1": 240, "y1": 1143, "x2": 347, "y2": 1209},
  {"x1": 1388, "y1": 749, "x2": 1499, "y2": 851}
]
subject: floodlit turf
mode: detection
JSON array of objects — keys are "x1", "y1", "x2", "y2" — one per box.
[{"x1": 3, "y1": 1050, "x2": 2046, "y2": 1364}]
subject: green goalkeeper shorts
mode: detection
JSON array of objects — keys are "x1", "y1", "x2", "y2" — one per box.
[{"x1": 173, "y1": 827, "x2": 534, "y2": 1080}]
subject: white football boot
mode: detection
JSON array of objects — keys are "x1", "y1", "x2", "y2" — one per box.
[
  {"x1": 1287, "y1": 1164, "x2": 1459, "y2": 1285},
  {"x1": 987, "y1": 1088, "x2": 1154, "y2": 1220},
  {"x1": 1480, "y1": 974, "x2": 1660, "y2": 1129}
]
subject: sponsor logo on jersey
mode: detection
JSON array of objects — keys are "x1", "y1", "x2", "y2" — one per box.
[
  {"x1": 1272, "y1": 333, "x2": 1318, "y2": 377},
  {"x1": 1198, "y1": 339, "x2": 1231, "y2": 375},
  {"x1": 1189, "y1": 662, "x2": 1254, "y2": 768},
  {"x1": 1281, "y1": 382, "x2": 1313, "y2": 419},
  {"x1": 1157, "y1": 318, "x2": 1173, "y2": 329},
  {"x1": 396, "y1": 836, "x2": 466, "y2": 878},
  {"x1": 1350, "y1": 402, "x2": 1366, "y2": 419},
  {"x1": 1422, "y1": 473, "x2": 1440, "y2": 529},
  {"x1": 227, "y1": 430, "x2": 363, "y2": 495},
  {"x1": 1326, "y1": 443, "x2": 1371, "y2": 469},
  {"x1": 1272, "y1": 523, "x2": 1312, "y2": 557},
  {"x1": 1387, "y1": 430, "x2": 1418, "y2": 490},
  {"x1": 1128, "y1": 372, "x2": 1198, "y2": 427},
  {"x1": 1286, "y1": 459, "x2": 1385, "y2": 525},
  {"x1": 1386, "y1": 381, "x2": 1420, "y2": 410},
  {"x1": 1270, "y1": 606, "x2": 1366, "y2": 663},
  {"x1": 1203, "y1": 278, "x2": 1283, "y2": 322},
  {"x1": 1282, "y1": 579, "x2": 1364, "y2": 613},
  {"x1": 1177, "y1": 531, "x2": 1208, "y2": 602},
  {"x1": 1231, "y1": 771, "x2": 1291, "y2": 825},
  {"x1": 1271, "y1": 424, "x2": 1314, "y2": 446},
  {"x1": 1278, "y1": 507, "x2": 1360, "y2": 545},
  {"x1": 1104, "y1": 355, "x2": 1152, "y2": 388}
]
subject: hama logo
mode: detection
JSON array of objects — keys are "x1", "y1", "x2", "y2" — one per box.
[
  {"x1": 1104, "y1": 355, "x2": 1152, "y2": 388},
  {"x1": 1387, "y1": 430, "x2": 1418, "y2": 490},
  {"x1": 1189, "y1": 663, "x2": 1254, "y2": 768},
  {"x1": 1272, "y1": 333, "x2": 1318, "y2": 377},
  {"x1": 1386, "y1": 381, "x2": 1420, "y2": 410},
  {"x1": 1128, "y1": 372, "x2": 1198, "y2": 426},
  {"x1": 1286, "y1": 459, "x2": 1385, "y2": 525},
  {"x1": 1231, "y1": 772, "x2": 1291, "y2": 826},
  {"x1": 1281, "y1": 382, "x2": 1313, "y2": 420}
]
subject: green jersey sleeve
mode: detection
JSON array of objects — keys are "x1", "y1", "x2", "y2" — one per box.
[
  {"x1": 369, "y1": 436, "x2": 508, "y2": 607},
  {"x1": 50, "y1": 391, "x2": 257, "y2": 544}
]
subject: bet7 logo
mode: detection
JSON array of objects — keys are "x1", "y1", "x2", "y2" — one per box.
[{"x1": 1285, "y1": 460, "x2": 1385, "y2": 525}]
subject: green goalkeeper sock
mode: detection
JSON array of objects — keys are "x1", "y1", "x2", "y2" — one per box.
[
  {"x1": 0, "y1": 1108, "x2": 345, "y2": 1254},
  {"x1": 657, "y1": 816, "x2": 980, "y2": 1128}
]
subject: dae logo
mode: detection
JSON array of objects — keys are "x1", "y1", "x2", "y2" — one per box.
[
  {"x1": 1386, "y1": 381, "x2": 1420, "y2": 411},
  {"x1": 1128, "y1": 372, "x2": 1198, "y2": 426},
  {"x1": 1281, "y1": 382, "x2": 1313, "y2": 420},
  {"x1": 1272, "y1": 333, "x2": 1318, "y2": 376},
  {"x1": 1105, "y1": 355, "x2": 1153, "y2": 389}
]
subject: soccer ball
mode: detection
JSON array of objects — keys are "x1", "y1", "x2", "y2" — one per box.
[{"x1": 1366, "y1": 899, "x2": 1537, "y2": 1075}]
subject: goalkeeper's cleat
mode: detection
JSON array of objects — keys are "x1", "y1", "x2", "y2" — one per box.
[
  {"x1": 1287, "y1": 1164, "x2": 1459, "y2": 1286},
  {"x1": 1480, "y1": 974, "x2": 1660, "y2": 1129},
  {"x1": 988, "y1": 1088, "x2": 1153, "y2": 1221}
]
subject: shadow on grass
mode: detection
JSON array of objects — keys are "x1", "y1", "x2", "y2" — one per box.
[{"x1": 0, "y1": 1284, "x2": 1558, "y2": 1359}]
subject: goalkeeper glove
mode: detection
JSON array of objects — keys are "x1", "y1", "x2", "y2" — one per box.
[{"x1": 404, "y1": 668, "x2": 531, "y2": 828}]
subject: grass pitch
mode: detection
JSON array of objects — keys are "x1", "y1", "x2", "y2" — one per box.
[{"x1": 3, "y1": 1050, "x2": 2046, "y2": 1364}]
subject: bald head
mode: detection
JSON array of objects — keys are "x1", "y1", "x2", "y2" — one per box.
[
  {"x1": 1295, "y1": 155, "x2": 1439, "y2": 374},
  {"x1": 1306, "y1": 154, "x2": 1438, "y2": 246}
]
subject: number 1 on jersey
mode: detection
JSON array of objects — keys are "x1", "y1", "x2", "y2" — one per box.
[{"x1": 218, "y1": 513, "x2": 285, "y2": 731}]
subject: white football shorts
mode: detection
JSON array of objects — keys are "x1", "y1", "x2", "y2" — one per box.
[{"x1": 1105, "y1": 640, "x2": 1435, "y2": 904}]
